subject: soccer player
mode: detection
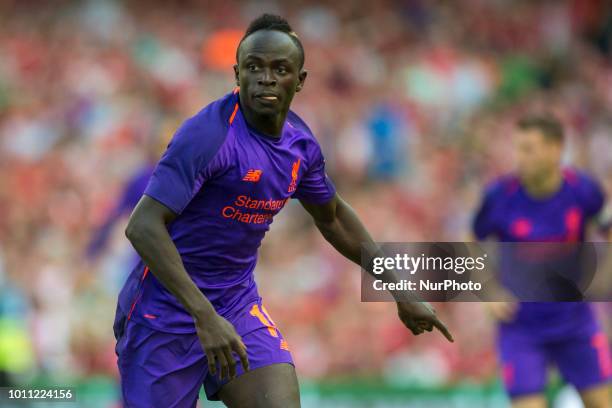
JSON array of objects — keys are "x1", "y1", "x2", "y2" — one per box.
[
  {"x1": 114, "y1": 14, "x2": 453, "y2": 408},
  {"x1": 473, "y1": 114, "x2": 611, "y2": 408}
]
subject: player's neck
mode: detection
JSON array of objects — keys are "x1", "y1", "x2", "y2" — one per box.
[
  {"x1": 522, "y1": 169, "x2": 563, "y2": 199},
  {"x1": 242, "y1": 108, "x2": 288, "y2": 139}
]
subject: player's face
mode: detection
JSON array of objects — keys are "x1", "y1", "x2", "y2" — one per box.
[
  {"x1": 514, "y1": 128, "x2": 562, "y2": 181},
  {"x1": 235, "y1": 30, "x2": 306, "y2": 117}
]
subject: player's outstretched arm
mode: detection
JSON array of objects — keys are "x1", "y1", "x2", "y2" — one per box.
[
  {"x1": 299, "y1": 193, "x2": 453, "y2": 342},
  {"x1": 125, "y1": 195, "x2": 249, "y2": 379}
]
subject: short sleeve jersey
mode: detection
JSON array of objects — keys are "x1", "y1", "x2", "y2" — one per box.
[{"x1": 118, "y1": 90, "x2": 336, "y2": 332}]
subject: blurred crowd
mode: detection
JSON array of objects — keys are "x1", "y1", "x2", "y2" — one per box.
[{"x1": 0, "y1": 0, "x2": 611, "y2": 392}]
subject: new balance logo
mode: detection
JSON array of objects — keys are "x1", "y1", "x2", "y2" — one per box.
[{"x1": 243, "y1": 169, "x2": 262, "y2": 182}]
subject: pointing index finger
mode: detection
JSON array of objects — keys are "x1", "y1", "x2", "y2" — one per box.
[{"x1": 433, "y1": 318, "x2": 454, "y2": 342}]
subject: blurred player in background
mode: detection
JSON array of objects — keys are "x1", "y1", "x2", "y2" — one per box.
[
  {"x1": 85, "y1": 163, "x2": 153, "y2": 260},
  {"x1": 85, "y1": 132, "x2": 172, "y2": 262},
  {"x1": 114, "y1": 14, "x2": 452, "y2": 408},
  {"x1": 473, "y1": 114, "x2": 611, "y2": 408}
]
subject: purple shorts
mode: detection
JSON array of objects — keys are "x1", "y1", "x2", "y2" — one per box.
[
  {"x1": 114, "y1": 299, "x2": 294, "y2": 407},
  {"x1": 497, "y1": 307, "x2": 611, "y2": 398}
]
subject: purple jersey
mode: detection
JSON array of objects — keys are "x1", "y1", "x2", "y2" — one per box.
[
  {"x1": 473, "y1": 169, "x2": 610, "y2": 397},
  {"x1": 473, "y1": 168, "x2": 604, "y2": 243},
  {"x1": 472, "y1": 168, "x2": 605, "y2": 331},
  {"x1": 117, "y1": 90, "x2": 335, "y2": 333}
]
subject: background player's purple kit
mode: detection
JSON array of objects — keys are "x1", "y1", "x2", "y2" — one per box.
[{"x1": 473, "y1": 169, "x2": 612, "y2": 397}]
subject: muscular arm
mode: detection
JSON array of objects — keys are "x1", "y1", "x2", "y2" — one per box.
[
  {"x1": 300, "y1": 193, "x2": 371, "y2": 266},
  {"x1": 300, "y1": 193, "x2": 453, "y2": 341},
  {"x1": 300, "y1": 194, "x2": 423, "y2": 299},
  {"x1": 125, "y1": 195, "x2": 216, "y2": 318}
]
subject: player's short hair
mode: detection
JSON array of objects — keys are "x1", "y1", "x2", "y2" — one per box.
[
  {"x1": 517, "y1": 114, "x2": 564, "y2": 144},
  {"x1": 236, "y1": 14, "x2": 305, "y2": 68}
]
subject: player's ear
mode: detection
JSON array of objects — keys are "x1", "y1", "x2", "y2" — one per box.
[
  {"x1": 233, "y1": 64, "x2": 239, "y2": 87},
  {"x1": 296, "y1": 69, "x2": 307, "y2": 93}
]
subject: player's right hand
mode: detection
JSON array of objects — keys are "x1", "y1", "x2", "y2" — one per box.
[
  {"x1": 485, "y1": 302, "x2": 517, "y2": 322},
  {"x1": 194, "y1": 312, "x2": 250, "y2": 380}
]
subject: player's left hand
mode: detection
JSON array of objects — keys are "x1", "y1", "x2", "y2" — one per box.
[{"x1": 396, "y1": 301, "x2": 454, "y2": 342}]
